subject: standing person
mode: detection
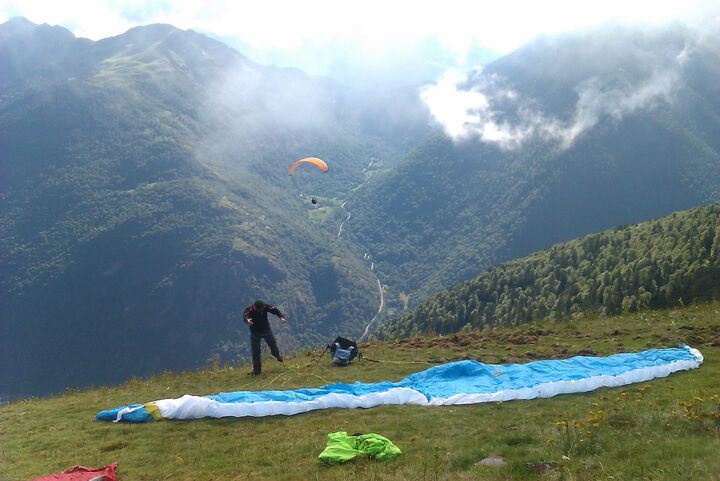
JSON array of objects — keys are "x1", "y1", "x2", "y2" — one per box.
[{"x1": 243, "y1": 299, "x2": 287, "y2": 376}]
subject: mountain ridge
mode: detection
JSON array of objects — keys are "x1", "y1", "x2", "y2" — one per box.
[
  {"x1": 2, "y1": 18, "x2": 720, "y2": 401},
  {"x1": 349, "y1": 25, "x2": 720, "y2": 307},
  {"x1": 0, "y1": 17, "x2": 389, "y2": 399}
]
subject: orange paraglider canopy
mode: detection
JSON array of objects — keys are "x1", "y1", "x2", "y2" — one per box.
[{"x1": 287, "y1": 157, "x2": 328, "y2": 175}]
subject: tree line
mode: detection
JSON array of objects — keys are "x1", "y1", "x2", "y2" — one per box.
[{"x1": 377, "y1": 204, "x2": 720, "y2": 338}]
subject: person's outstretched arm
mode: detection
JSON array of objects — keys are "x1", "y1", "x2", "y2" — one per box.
[{"x1": 267, "y1": 305, "x2": 286, "y2": 322}]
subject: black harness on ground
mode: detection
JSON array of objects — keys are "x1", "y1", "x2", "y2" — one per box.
[
  {"x1": 310, "y1": 336, "x2": 438, "y2": 367},
  {"x1": 328, "y1": 336, "x2": 358, "y2": 366}
]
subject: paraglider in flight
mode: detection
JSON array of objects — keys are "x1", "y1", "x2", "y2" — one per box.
[{"x1": 287, "y1": 157, "x2": 328, "y2": 175}]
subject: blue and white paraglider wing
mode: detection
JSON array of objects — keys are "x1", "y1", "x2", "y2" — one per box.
[{"x1": 97, "y1": 345, "x2": 703, "y2": 422}]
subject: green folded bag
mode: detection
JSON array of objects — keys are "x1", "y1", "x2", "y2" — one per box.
[{"x1": 318, "y1": 431, "x2": 402, "y2": 464}]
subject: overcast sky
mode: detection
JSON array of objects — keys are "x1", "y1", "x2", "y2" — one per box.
[{"x1": 2, "y1": 0, "x2": 718, "y2": 74}]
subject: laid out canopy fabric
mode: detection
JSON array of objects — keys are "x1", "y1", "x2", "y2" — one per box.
[{"x1": 97, "y1": 344, "x2": 702, "y2": 423}]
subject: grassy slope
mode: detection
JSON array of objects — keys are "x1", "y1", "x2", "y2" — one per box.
[{"x1": 1, "y1": 302, "x2": 719, "y2": 481}]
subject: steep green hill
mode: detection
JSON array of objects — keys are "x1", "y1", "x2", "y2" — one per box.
[
  {"x1": 0, "y1": 19, "x2": 398, "y2": 399},
  {"x1": 377, "y1": 204, "x2": 720, "y2": 339},
  {"x1": 1, "y1": 302, "x2": 718, "y2": 481}
]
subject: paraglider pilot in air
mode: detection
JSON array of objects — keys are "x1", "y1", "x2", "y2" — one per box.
[{"x1": 243, "y1": 300, "x2": 286, "y2": 376}]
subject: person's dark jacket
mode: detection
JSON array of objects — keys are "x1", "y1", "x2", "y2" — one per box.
[{"x1": 243, "y1": 303, "x2": 284, "y2": 335}]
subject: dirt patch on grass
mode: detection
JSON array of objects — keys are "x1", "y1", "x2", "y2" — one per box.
[
  {"x1": 391, "y1": 330, "x2": 550, "y2": 350},
  {"x1": 676, "y1": 325, "x2": 720, "y2": 346},
  {"x1": 386, "y1": 329, "x2": 606, "y2": 364}
]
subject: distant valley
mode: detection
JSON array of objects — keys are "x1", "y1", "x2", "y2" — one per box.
[{"x1": 2, "y1": 18, "x2": 719, "y2": 399}]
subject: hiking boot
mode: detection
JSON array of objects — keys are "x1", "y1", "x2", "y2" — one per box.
[
  {"x1": 275, "y1": 355, "x2": 284, "y2": 362},
  {"x1": 247, "y1": 371, "x2": 260, "y2": 376}
]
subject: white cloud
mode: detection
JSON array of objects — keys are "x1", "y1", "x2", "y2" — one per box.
[
  {"x1": 422, "y1": 44, "x2": 689, "y2": 150},
  {"x1": 0, "y1": 0, "x2": 132, "y2": 38},
  {"x1": 2, "y1": 0, "x2": 717, "y2": 88},
  {"x1": 1, "y1": 0, "x2": 717, "y2": 56},
  {"x1": 420, "y1": 70, "x2": 490, "y2": 139}
]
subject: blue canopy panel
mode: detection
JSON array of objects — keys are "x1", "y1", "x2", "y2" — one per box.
[{"x1": 96, "y1": 344, "x2": 702, "y2": 422}]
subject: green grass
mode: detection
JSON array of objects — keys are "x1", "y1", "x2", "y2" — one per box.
[{"x1": 2, "y1": 302, "x2": 719, "y2": 480}]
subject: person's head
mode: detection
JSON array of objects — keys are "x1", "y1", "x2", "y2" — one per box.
[{"x1": 253, "y1": 299, "x2": 265, "y2": 310}]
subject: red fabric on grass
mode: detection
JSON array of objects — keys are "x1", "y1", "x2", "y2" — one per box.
[{"x1": 28, "y1": 462, "x2": 117, "y2": 481}]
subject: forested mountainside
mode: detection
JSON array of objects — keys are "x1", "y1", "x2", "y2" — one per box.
[
  {"x1": 3, "y1": 18, "x2": 720, "y2": 401},
  {"x1": 0, "y1": 18, "x2": 423, "y2": 399},
  {"x1": 349, "y1": 26, "x2": 720, "y2": 306},
  {"x1": 377, "y1": 204, "x2": 720, "y2": 338}
]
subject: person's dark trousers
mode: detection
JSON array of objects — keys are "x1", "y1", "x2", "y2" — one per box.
[{"x1": 250, "y1": 331, "x2": 281, "y2": 374}]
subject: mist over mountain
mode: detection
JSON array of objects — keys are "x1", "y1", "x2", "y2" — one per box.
[
  {"x1": 222, "y1": 33, "x2": 501, "y2": 88},
  {"x1": 2, "y1": 17, "x2": 719, "y2": 400},
  {"x1": 349, "y1": 23, "x2": 720, "y2": 306}
]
